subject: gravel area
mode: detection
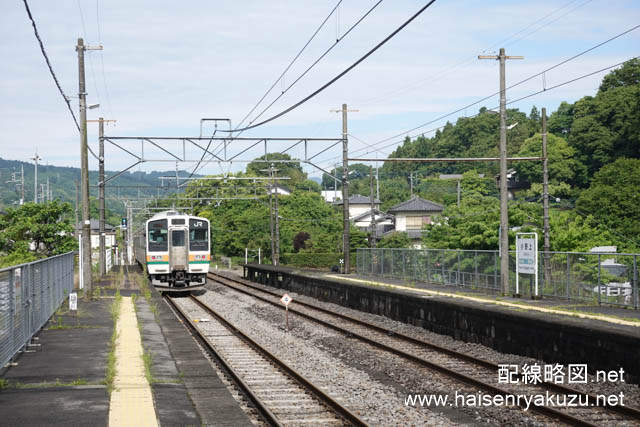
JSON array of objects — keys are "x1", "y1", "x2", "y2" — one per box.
[
  {"x1": 192, "y1": 283, "x2": 456, "y2": 426},
  {"x1": 220, "y1": 272, "x2": 640, "y2": 410},
  {"x1": 208, "y1": 272, "x2": 640, "y2": 425}
]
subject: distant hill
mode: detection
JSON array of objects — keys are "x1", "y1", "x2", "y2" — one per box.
[{"x1": 0, "y1": 157, "x2": 199, "y2": 216}]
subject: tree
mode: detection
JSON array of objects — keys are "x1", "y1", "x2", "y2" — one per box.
[
  {"x1": 0, "y1": 201, "x2": 76, "y2": 267},
  {"x1": 599, "y1": 58, "x2": 640, "y2": 92},
  {"x1": 246, "y1": 153, "x2": 307, "y2": 185},
  {"x1": 514, "y1": 133, "x2": 587, "y2": 187},
  {"x1": 575, "y1": 158, "x2": 640, "y2": 250},
  {"x1": 293, "y1": 231, "x2": 310, "y2": 252},
  {"x1": 377, "y1": 232, "x2": 412, "y2": 249}
]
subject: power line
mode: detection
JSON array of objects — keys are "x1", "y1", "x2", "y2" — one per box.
[
  {"x1": 76, "y1": 0, "x2": 102, "y2": 107},
  {"x1": 358, "y1": 0, "x2": 592, "y2": 108},
  {"x1": 22, "y1": 0, "x2": 80, "y2": 132},
  {"x1": 368, "y1": 23, "x2": 640, "y2": 150},
  {"x1": 242, "y1": 0, "x2": 384, "y2": 131},
  {"x1": 352, "y1": 57, "x2": 638, "y2": 160},
  {"x1": 234, "y1": 0, "x2": 344, "y2": 132},
  {"x1": 188, "y1": 0, "x2": 388, "y2": 177},
  {"x1": 221, "y1": 0, "x2": 438, "y2": 133}
]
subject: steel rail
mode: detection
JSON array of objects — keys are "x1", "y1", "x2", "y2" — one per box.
[
  {"x1": 187, "y1": 294, "x2": 369, "y2": 427},
  {"x1": 209, "y1": 272, "x2": 640, "y2": 426},
  {"x1": 164, "y1": 295, "x2": 284, "y2": 427}
]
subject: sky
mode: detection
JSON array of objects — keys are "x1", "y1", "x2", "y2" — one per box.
[{"x1": 1, "y1": 0, "x2": 639, "y2": 182}]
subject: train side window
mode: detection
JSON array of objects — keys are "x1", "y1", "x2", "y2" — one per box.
[
  {"x1": 172, "y1": 230, "x2": 185, "y2": 247},
  {"x1": 148, "y1": 219, "x2": 168, "y2": 251}
]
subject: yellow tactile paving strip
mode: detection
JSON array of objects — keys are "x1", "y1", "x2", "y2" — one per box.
[
  {"x1": 109, "y1": 297, "x2": 159, "y2": 427},
  {"x1": 325, "y1": 275, "x2": 640, "y2": 328}
]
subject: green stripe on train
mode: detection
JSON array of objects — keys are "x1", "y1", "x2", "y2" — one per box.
[
  {"x1": 189, "y1": 261, "x2": 211, "y2": 264},
  {"x1": 147, "y1": 261, "x2": 169, "y2": 264}
]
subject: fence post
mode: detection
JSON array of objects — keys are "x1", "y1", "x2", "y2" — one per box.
[
  {"x1": 426, "y1": 249, "x2": 430, "y2": 283},
  {"x1": 381, "y1": 250, "x2": 384, "y2": 276},
  {"x1": 402, "y1": 250, "x2": 406, "y2": 278},
  {"x1": 474, "y1": 251, "x2": 478, "y2": 289},
  {"x1": 441, "y1": 251, "x2": 445, "y2": 285},
  {"x1": 634, "y1": 255, "x2": 638, "y2": 310},
  {"x1": 457, "y1": 251, "x2": 461, "y2": 287},
  {"x1": 494, "y1": 251, "x2": 498, "y2": 290},
  {"x1": 597, "y1": 254, "x2": 602, "y2": 306},
  {"x1": 566, "y1": 253, "x2": 571, "y2": 300}
]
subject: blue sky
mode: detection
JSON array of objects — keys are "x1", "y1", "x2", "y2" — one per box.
[{"x1": 1, "y1": 0, "x2": 638, "y2": 181}]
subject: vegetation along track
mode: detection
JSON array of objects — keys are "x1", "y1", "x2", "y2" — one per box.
[
  {"x1": 164, "y1": 293, "x2": 367, "y2": 427},
  {"x1": 208, "y1": 271, "x2": 640, "y2": 426}
]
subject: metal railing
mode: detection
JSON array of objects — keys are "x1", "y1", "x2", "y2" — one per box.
[
  {"x1": 0, "y1": 252, "x2": 75, "y2": 368},
  {"x1": 357, "y1": 248, "x2": 639, "y2": 309}
]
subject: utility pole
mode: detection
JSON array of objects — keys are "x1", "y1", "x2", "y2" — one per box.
[
  {"x1": 77, "y1": 38, "x2": 102, "y2": 298},
  {"x1": 274, "y1": 166, "x2": 280, "y2": 266},
  {"x1": 31, "y1": 152, "x2": 41, "y2": 203},
  {"x1": 479, "y1": 48, "x2": 523, "y2": 295},
  {"x1": 370, "y1": 165, "x2": 376, "y2": 248},
  {"x1": 99, "y1": 118, "x2": 106, "y2": 275},
  {"x1": 542, "y1": 107, "x2": 551, "y2": 287},
  {"x1": 331, "y1": 104, "x2": 357, "y2": 274},
  {"x1": 410, "y1": 172, "x2": 414, "y2": 197},
  {"x1": 88, "y1": 118, "x2": 116, "y2": 276},
  {"x1": 46, "y1": 178, "x2": 50, "y2": 202},
  {"x1": 78, "y1": 37, "x2": 92, "y2": 298},
  {"x1": 20, "y1": 165, "x2": 24, "y2": 204},
  {"x1": 75, "y1": 179, "x2": 79, "y2": 230},
  {"x1": 269, "y1": 168, "x2": 275, "y2": 264}
]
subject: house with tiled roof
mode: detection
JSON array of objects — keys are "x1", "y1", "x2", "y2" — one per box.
[
  {"x1": 334, "y1": 194, "x2": 381, "y2": 219},
  {"x1": 387, "y1": 196, "x2": 444, "y2": 248}
]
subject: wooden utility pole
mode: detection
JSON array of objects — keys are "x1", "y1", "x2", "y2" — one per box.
[
  {"x1": 77, "y1": 38, "x2": 92, "y2": 298},
  {"x1": 542, "y1": 107, "x2": 551, "y2": 286},
  {"x1": 479, "y1": 48, "x2": 523, "y2": 295},
  {"x1": 20, "y1": 165, "x2": 24, "y2": 204}
]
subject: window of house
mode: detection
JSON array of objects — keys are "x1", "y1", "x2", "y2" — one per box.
[{"x1": 406, "y1": 216, "x2": 430, "y2": 230}]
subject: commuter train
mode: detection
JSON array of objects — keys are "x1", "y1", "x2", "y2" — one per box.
[{"x1": 134, "y1": 210, "x2": 210, "y2": 292}]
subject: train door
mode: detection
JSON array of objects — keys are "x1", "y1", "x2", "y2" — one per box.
[{"x1": 170, "y1": 228, "x2": 188, "y2": 271}]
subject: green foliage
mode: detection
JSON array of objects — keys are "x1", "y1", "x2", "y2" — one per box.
[
  {"x1": 246, "y1": 153, "x2": 307, "y2": 186},
  {"x1": 0, "y1": 201, "x2": 76, "y2": 267},
  {"x1": 575, "y1": 158, "x2": 640, "y2": 251},
  {"x1": 280, "y1": 252, "x2": 356, "y2": 269},
  {"x1": 377, "y1": 232, "x2": 412, "y2": 249},
  {"x1": 514, "y1": 133, "x2": 587, "y2": 187}
]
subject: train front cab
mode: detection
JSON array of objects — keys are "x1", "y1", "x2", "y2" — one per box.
[{"x1": 146, "y1": 216, "x2": 209, "y2": 292}]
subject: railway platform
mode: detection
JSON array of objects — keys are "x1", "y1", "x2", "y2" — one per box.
[{"x1": 0, "y1": 265, "x2": 251, "y2": 426}]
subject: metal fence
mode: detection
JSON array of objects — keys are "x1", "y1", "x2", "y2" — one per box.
[
  {"x1": 357, "y1": 248, "x2": 639, "y2": 309},
  {"x1": 0, "y1": 252, "x2": 75, "y2": 368}
]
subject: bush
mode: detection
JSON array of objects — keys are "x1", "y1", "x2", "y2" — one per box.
[{"x1": 281, "y1": 252, "x2": 356, "y2": 269}]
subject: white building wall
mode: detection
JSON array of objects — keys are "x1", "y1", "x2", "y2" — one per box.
[{"x1": 395, "y1": 214, "x2": 407, "y2": 232}]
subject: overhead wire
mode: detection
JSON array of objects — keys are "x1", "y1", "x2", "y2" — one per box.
[
  {"x1": 233, "y1": 0, "x2": 344, "y2": 132},
  {"x1": 357, "y1": 0, "x2": 592, "y2": 107},
  {"x1": 21, "y1": 0, "x2": 80, "y2": 132},
  {"x1": 188, "y1": 0, "x2": 389, "y2": 177},
  {"x1": 219, "y1": 0, "x2": 438, "y2": 133}
]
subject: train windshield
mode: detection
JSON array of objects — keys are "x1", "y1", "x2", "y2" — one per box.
[
  {"x1": 172, "y1": 230, "x2": 185, "y2": 247},
  {"x1": 148, "y1": 219, "x2": 168, "y2": 251},
  {"x1": 189, "y1": 219, "x2": 209, "y2": 251}
]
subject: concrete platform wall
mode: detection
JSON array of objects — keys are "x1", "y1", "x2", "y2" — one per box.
[{"x1": 245, "y1": 265, "x2": 640, "y2": 384}]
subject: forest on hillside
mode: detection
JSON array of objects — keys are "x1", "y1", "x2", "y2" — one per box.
[
  {"x1": 2, "y1": 59, "x2": 639, "y2": 266},
  {"x1": 148, "y1": 59, "x2": 640, "y2": 259}
]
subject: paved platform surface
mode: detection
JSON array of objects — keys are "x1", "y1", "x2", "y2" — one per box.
[
  {"x1": 324, "y1": 272, "x2": 640, "y2": 333},
  {"x1": 0, "y1": 265, "x2": 251, "y2": 426}
]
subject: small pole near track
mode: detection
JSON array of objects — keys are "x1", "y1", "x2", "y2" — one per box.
[{"x1": 280, "y1": 293, "x2": 293, "y2": 331}]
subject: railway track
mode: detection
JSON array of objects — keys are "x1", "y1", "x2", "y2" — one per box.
[
  {"x1": 208, "y1": 271, "x2": 640, "y2": 427},
  {"x1": 164, "y1": 293, "x2": 367, "y2": 427}
]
